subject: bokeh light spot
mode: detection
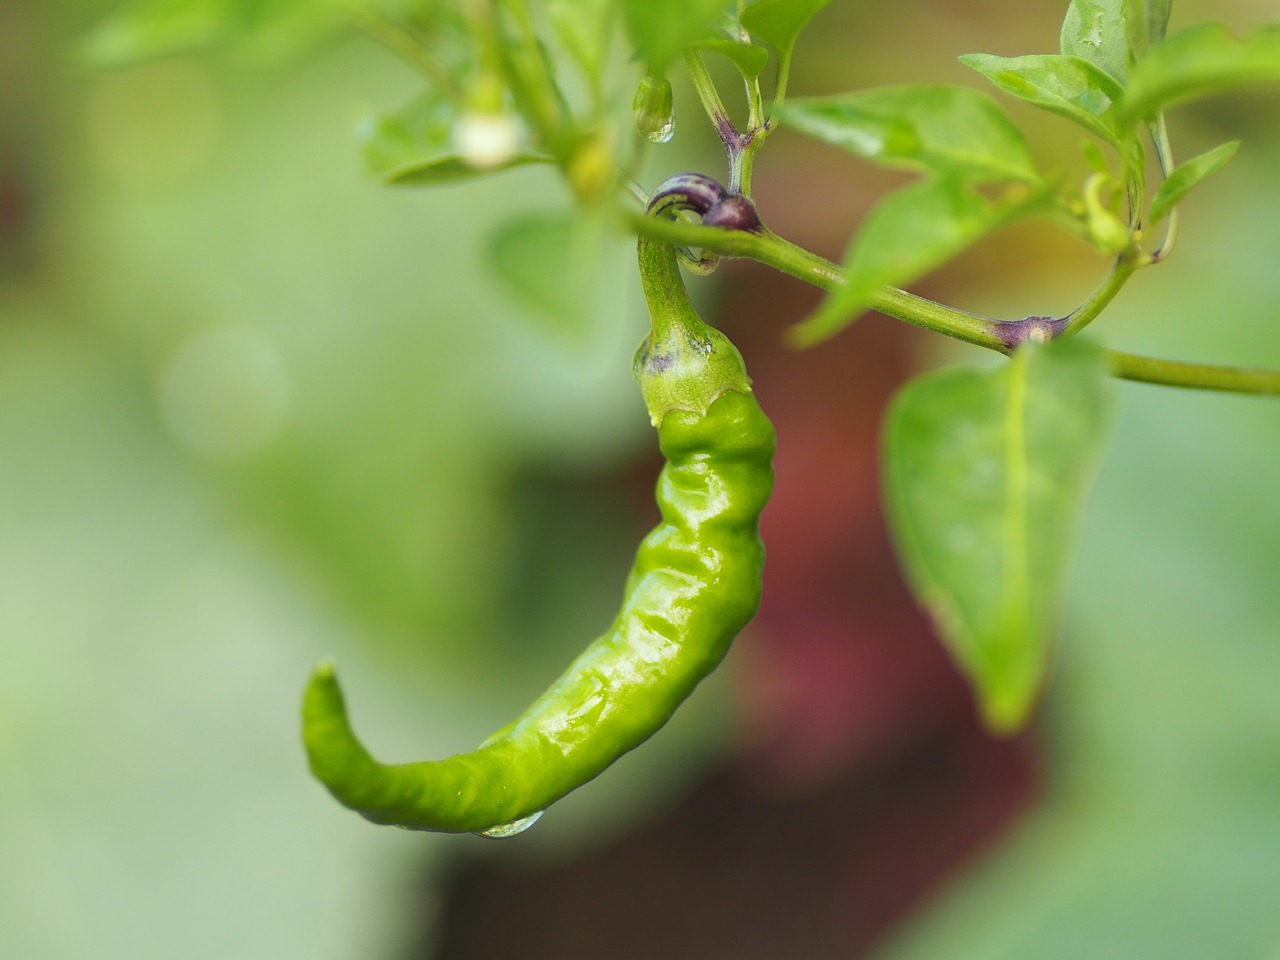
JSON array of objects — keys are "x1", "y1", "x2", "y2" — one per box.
[{"x1": 160, "y1": 325, "x2": 291, "y2": 461}]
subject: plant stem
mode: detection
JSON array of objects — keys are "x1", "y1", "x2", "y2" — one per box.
[
  {"x1": 684, "y1": 50, "x2": 764, "y2": 195},
  {"x1": 1106, "y1": 353, "x2": 1280, "y2": 395},
  {"x1": 630, "y1": 214, "x2": 1004, "y2": 349},
  {"x1": 685, "y1": 50, "x2": 735, "y2": 148},
  {"x1": 628, "y1": 213, "x2": 1280, "y2": 397},
  {"x1": 1060, "y1": 252, "x2": 1141, "y2": 338},
  {"x1": 1149, "y1": 113, "x2": 1180, "y2": 263},
  {"x1": 773, "y1": 47, "x2": 794, "y2": 110}
]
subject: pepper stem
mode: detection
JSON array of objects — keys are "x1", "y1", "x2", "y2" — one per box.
[{"x1": 635, "y1": 237, "x2": 752, "y2": 425}]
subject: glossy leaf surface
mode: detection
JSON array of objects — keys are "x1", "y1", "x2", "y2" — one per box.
[
  {"x1": 883, "y1": 340, "x2": 1112, "y2": 732},
  {"x1": 1060, "y1": 0, "x2": 1130, "y2": 82},
  {"x1": 960, "y1": 53, "x2": 1129, "y2": 147},
  {"x1": 777, "y1": 86, "x2": 1039, "y2": 183},
  {"x1": 740, "y1": 0, "x2": 831, "y2": 55}
]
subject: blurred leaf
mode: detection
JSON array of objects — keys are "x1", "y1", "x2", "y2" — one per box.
[
  {"x1": 882, "y1": 339, "x2": 1112, "y2": 732},
  {"x1": 777, "y1": 86, "x2": 1039, "y2": 183},
  {"x1": 740, "y1": 0, "x2": 831, "y2": 56},
  {"x1": 358, "y1": 92, "x2": 548, "y2": 186},
  {"x1": 790, "y1": 178, "x2": 1048, "y2": 347},
  {"x1": 1060, "y1": 0, "x2": 1129, "y2": 82},
  {"x1": 80, "y1": 0, "x2": 238, "y2": 67},
  {"x1": 547, "y1": 0, "x2": 614, "y2": 87},
  {"x1": 623, "y1": 0, "x2": 737, "y2": 71},
  {"x1": 694, "y1": 37, "x2": 770, "y2": 80},
  {"x1": 960, "y1": 53, "x2": 1129, "y2": 148},
  {"x1": 1081, "y1": 138, "x2": 1111, "y2": 175},
  {"x1": 1149, "y1": 140, "x2": 1239, "y2": 226},
  {"x1": 79, "y1": 0, "x2": 344, "y2": 68},
  {"x1": 1122, "y1": 23, "x2": 1280, "y2": 121},
  {"x1": 485, "y1": 212, "x2": 600, "y2": 341},
  {"x1": 1125, "y1": 0, "x2": 1172, "y2": 62}
]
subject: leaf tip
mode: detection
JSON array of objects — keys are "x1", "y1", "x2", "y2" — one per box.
[
  {"x1": 975, "y1": 676, "x2": 1041, "y2": 736},
  {"x1": 785, "y1": 321, "x2": 821, "y2": 350}
]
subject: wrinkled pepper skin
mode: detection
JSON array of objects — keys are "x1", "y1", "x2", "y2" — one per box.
[{"x1": 302, "y1": 237, "x2": 774, "y2": 834}]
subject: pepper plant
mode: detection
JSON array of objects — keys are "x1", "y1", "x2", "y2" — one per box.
[{"x1": 83, "y1": 0, "x2": 1280, "y2": 831}]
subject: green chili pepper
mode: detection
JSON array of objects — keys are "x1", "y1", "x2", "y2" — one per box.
[{"x1": 301, "y1": 233, "x2": 775, "y2": 836}]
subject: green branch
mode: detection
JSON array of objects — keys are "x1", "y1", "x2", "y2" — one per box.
[
  {"x1": 1106, "y1": 353, "x2": 1280, "y2": 395},
  {"x1": 628, "y1": 214, "x2": 1280, "y2": 397},
  {"x1": 1060, "y1": 252, "x2": 1141, "y2": 338}
]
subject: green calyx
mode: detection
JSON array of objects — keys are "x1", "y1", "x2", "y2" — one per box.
[{"x1": 635, "y1": 236, "x2": 752, "y2": 426}]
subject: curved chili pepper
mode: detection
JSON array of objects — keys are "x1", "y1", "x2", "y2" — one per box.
[{"x1": 301, "y1": 220, "x2": 775, "y2": 836}]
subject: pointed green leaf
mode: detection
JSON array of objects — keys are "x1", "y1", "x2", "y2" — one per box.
[
  {"x1": 357, "y1": 93, "x2": 549, "y2": 187},
  {"x1": 1122, "y1": 23, "x2": 1280, "y2": 121},
  {"x1": 777, "y1": 86, "x2": 1039, "y2": 184},
  {"x1": 883, "y1": 339, "x2": 1113, "y2": 732},
  {"x1": 694, "y1": 37, "x2": 770, "y2": 80},
  {"x1": 1060, "y1": 0, "x2": 1130, "y2": 82},
  {"x1": 623, "y1": 0, "x2": 737, "y2": 71},
  {"x1": 1125, "y1": 0, "x2": 1173, "y2": 62},
  {"x1": 1149, "y1": 140, "x2": 1240, "y2": 226},
  {"x1": 961, "y1": 53, "x2": 1131, "y2": 147},
  {"x1": 790, "y1": 178, "x2": 1047, "y2": 347},
  {"x1": 486, "y1": 212, "x2": 601, "y2": 341},
  {"x1": 740, "y1": 0, "x2": 831, "y2": 55}
]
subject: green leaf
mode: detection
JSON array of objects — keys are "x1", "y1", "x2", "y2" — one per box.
[
  {"x1": 1122, "y1": 23, "x2": 1280, "y2": 121},
  {"x1": 790, "y1": 178, "x2": 1047, "y2": 347},
  {"x1": 883, "y1": 339, "x2": 1112, "y2": 732},
  {"x1": 960, "y1": 52, "x2": 1130, "y2": 147},
  {"x1": 694, "y1": 37, "x2": 770, "y2": 80},
  {"x1": 1081, "y1": 138, "x2": 1111, "y2": 175},
  {"x1": 1148, "y1": 140, "x2": 1240, "y2": 226},
  {"x1": 547, "y1": 0, "x2": 614, "y2": 87},
  {"x1": 79, "y1": 0, "x2": 344, "y2": 68},
  {"x1": 1060, "y1": 0, "x2": 1130, "y2": 82},
  {"x1": 623, "y1": 0, "x2": 737, "y2": 71},
  {"x1": 486, "y1": 212, "x2": 600, "y2": 341},
  {"x1": 80, "y1": 0, "x2": 238, "y2": 67},
  {"x1": 1125, "y1": 0, "x2": 1173, "y2": 62},
  {"x1": 357, "y1": 92, "x2": 548, "y2": 186},
  {"x1": 777, "y1": 86, "x2": 1039, "y2": 184},
  {"x1": 740, "y1": 0, "x2": 831, "y2": 55}
]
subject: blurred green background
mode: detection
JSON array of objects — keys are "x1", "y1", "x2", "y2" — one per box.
[{"x1": 2, "y1": 1, "x2": 1278, "y2": 958}]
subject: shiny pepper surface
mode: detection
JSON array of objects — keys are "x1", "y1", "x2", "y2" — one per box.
[{"x1": 301, "y1": 238, "x2": 775, "y2": 835}]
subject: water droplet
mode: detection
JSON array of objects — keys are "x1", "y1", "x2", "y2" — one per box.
[
  {"x1": 475, "y1": 810, "x2": 544, "y2": 839},
  {"x1": 633, "y1": 75, "x2": 675, "y2": 144}
]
